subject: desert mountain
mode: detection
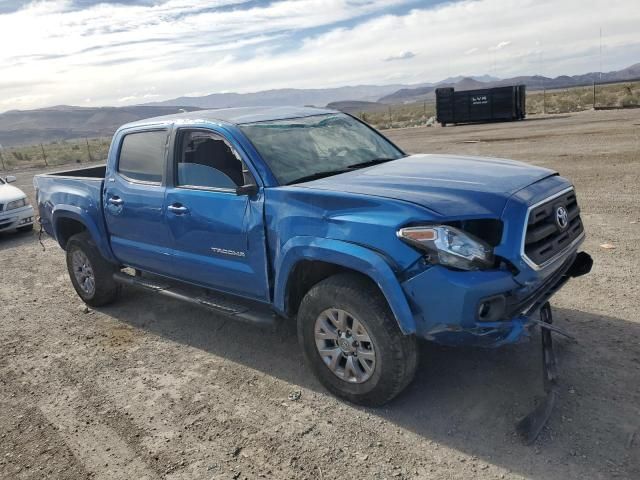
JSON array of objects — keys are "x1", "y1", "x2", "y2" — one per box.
[
  {"x1": 1, "y1": 63, "x2": 637, "y2": 147},
  {"x1": 145, "y1": 85, "x2": 415, "y2": 109},
  {"x1": 0, "y1": 105, "x2": 200, "y2": 147},
  {"x1": 379, "y1": 63, "x2": 640, "y2": 104}
]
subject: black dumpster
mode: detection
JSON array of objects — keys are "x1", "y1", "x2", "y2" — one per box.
[{"x1": 436, "y1": 85, "x2": 526, "y2": 126}]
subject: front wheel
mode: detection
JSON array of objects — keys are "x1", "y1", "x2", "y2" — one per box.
[
  {"x1": 66, "y1": 231, "x2": 120, "y2": 307},
  {"x1": 298, "y1": 273, "x2": 418, "y2": 406}
]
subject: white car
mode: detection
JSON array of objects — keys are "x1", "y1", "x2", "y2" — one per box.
[{"x1": 0, "y1": 175, "x2": 34, "y2": 233}]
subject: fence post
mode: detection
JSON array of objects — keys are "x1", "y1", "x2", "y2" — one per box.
[
  {"x1": 40, "y1": 144, "x2": 48, "y2": 166},
  {"x1": 85, "y1": 138, "x2": 92, "y2": 162},
  {"x1": 592, "y1": 81, "x2": 596, "y2": 109},
  {"x1": 0, "y1": 146, "x2": 6, "y2": 171},
  {"x1": 543, "y1": 86, "x2": 546, "y2": 114},
  {"x1": 388, "y1": 107, "x2": 392, "y2": 128}
]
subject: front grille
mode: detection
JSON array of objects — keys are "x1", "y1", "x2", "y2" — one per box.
[
  {"x1": 524, "y1": 188, "x2": 584, "y2": 266},
  {"x1": 506, "y1": 251, "x2": 576, "y2": 318}
]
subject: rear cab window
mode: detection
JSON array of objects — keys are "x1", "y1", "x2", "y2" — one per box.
[{"x1": 117, "y1": 130, "x2": 167, "y2": 183}]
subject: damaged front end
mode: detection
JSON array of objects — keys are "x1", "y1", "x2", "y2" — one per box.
[
  {"x1": 402, "y1": 244, "x2": 592, "y2": 443},
  {"x1": 402, "y1": 248, "x2": 592, "y2": 348}
]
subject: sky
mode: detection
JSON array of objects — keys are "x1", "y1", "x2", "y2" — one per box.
[{"x1": 1, "y1": 0, "x2": 639, "y2": 111}]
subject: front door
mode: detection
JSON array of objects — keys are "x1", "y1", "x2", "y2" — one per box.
[
  {"x1": 164, "y1": 128, "x2": 269, "y2": 301},
  {"x1": 104, "y1": 128, "x2": 173, "y2": 276}
]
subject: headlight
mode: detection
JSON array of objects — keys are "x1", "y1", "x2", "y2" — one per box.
[
  {"x1": 6, "y1": 198, "x2": 27, "y2": 211},
  {"x1": 397, "y1": 225, "x2": 494, "y2": 271}
]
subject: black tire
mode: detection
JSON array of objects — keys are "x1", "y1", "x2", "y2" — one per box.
[
  {"x1": 66, "y1": 231, "x2": 120, "y2": 307},
  {"x1": 17, "y1": 224, "x2": 33, "y2": 233},
  {"x1": 298, "y1": 273, "x2": 418, "y2": 406}
]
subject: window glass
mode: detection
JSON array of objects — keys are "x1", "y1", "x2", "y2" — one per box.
[
  {"x1": 176, "y1": 131, "x2": 245, "y2": 189},
  {"x1": 118, "y1": 130, "x2": 166, "y2": 183},
  {"x1": 239, "y1": 113, "x2": 403, "y2": 185}
]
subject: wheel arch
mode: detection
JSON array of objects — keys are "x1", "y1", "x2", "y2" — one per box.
[
  {"x1": 274, "y1": 237, "x2": 416, "y2": 335},
  {"x1": 52, "y1": 206, "x2": 116, "y2": 262}
]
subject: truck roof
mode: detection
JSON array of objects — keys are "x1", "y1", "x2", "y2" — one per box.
[{"x1": 121, "y1": 106, "x2": 338, "y2": 129}]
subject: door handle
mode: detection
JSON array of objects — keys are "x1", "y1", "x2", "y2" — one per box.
[
  {"x1": 168, "y1": 204, "x2": 189, "y2": 215},
  {"x1": 107, "y1": 196, "x2": 124, "y2": 206}
]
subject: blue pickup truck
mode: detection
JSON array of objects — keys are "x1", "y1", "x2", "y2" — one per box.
[{"x1": 34, "y1": 106, "x2": 592, "y2": 413}]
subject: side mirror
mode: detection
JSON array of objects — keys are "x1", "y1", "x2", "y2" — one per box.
[
  {"x1": 5, "y1": 175, "x2": 16, "y2": 183},
  {"x1": 236, "y1": 184, "x2": 258, "y2": 196}
]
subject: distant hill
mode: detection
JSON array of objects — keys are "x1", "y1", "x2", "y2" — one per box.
[
  {"x1": 436, "y1": 74, "x2": 500, "y2": 84},
  {"x1": 0, "y1": 105, "x2": 200, "y2": 147},
  {"x1": 377, "y1": 63, "x2": 640, "y2": 104},
  {"x1": 1, "y1": 63, "x2": 638, "y2": 147},
  {"x1": 378, "y1": 77, "x2": 487, "y2": 103},
  {"x1": 326, "y1": 101, "x2": 386, "y2": 114},
  {"x1": 145, "y1": 85, "x2": 418, "y2": 109},
  {"x1": 378, "y1": 86, "x2": 436, "y2": 104}
]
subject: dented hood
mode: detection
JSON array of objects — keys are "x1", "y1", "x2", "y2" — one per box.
[{"x1": 297, "y1": 154, "x2": 555, "y2": 217}]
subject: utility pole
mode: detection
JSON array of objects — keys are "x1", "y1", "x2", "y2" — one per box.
[
  {"x1": 388, "y1": 107, "x2": 392, "y2": 128},
  {"x1": 599, "y1": 27, "x2": 603, "y2": 83},
  {"x1": 423, "y1": 101, "x2": 427, "y2": 123},
  {"x1": 539, "y1": 48, "x2": 546, "y2": 115},
  {"x1": 593, "y1": 80, "x2": 596, "y2": 109},
  {"x1": 40, "y1": 144, "x2": 48, "y2": 166},
  {"x1": 0, "y1": 144, "x2": 6, "y2": 170},
  {"x1": 85, "y1": 138, "x2": 92, "y2": 162}
]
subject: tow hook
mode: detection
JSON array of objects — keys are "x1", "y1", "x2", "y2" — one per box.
[{"x1": 516, "y1": 302, "x2": 561, "y2": 444}]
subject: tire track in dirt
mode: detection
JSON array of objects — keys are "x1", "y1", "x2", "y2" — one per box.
[{"x1": 39, "y1": 389, "x2": 157, "y2": 480}]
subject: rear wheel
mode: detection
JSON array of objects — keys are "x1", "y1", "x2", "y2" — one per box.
[
  {"x1": 66, "y1": 231, "x2": 120, "y2": 307},
  {"x1": 298, "y1": 273, "x2": 417, "y2": 406}
]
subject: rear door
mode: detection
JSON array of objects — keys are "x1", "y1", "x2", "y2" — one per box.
[
  {"x1": 104, "y1": 128, "x2": 174, "y2": 275},
  {"x1": 164, "y1": 127, "x2": 269, "y2": 301}
]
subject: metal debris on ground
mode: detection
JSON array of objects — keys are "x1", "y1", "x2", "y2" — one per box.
[
  {"x1": 599, "y1": 243, "x2": 616, "y2": 249},
  {"x1": 288, "y1": 390, "x2": 302, "y2": 401}
]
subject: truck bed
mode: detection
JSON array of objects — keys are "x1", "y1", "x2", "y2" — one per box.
[{"x1": 33, "y1": 165, "x2": 107, "y2": 246}]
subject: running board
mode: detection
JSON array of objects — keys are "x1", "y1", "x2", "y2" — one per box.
[{"x1": 113, "y1": 271, "x2": 279, "y2": 329}]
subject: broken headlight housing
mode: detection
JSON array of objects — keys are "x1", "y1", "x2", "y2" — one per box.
[
  {"x1": 6, "y1": 198, "x2": 27, "y2": 211},
  {"x1": 397, "y1": 225, "x2": 494, "y2": 271}
]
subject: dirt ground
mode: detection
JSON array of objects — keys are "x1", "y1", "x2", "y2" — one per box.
[{"x1": 1, "y1": 109, "x2": 639, "y2": 480}]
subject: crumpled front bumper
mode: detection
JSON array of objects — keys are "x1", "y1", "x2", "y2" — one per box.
[
  {"x1": 401, "y1": 250, "x2": 593, "y2": 347},
  {"x1": 0, "y1": 205, "x2": 35, "y2": 232}
]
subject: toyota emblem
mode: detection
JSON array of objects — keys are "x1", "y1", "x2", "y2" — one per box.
[{"x1": 555, "y1": 206, "x2": 569, "y2": 229}]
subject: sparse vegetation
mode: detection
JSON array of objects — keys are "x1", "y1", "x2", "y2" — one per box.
[
  {"x1": 525, "y1": 81, "x2": 640, "y2": 114},
  {"x1": 1, "y1": 137, "x2": 111, "y2": 170},
  {"x1": 358, "y1": 102, "x2": 436, "y2": 130}
]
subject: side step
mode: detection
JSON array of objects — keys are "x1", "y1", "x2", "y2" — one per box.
[{"x1": 113, "y1": 271, "x2": 280, "y2": 330}]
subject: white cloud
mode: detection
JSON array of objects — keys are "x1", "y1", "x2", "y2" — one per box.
[
  {"x1": 1, "y1": 0, "x2": 640, "y2": 110},
  {"x1": 385, "y1": 50, "x2": 416, "y2": 61},
  {"x1": 489, "y1": 40, "x2": 512, "y2": 51}
]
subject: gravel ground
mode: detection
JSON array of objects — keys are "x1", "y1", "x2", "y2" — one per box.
[{"x1": 1, "y1": 109, "x2": 639, "y2": 479}]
